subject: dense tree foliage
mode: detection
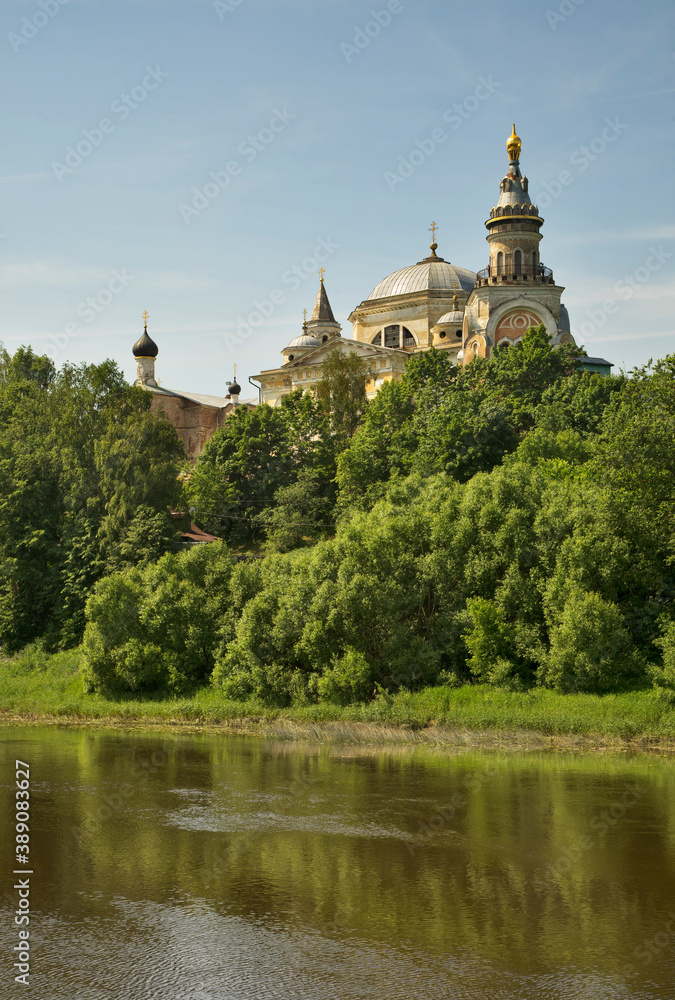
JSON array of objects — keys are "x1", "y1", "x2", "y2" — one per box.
[
  {"x1": 5, "y1": 332, "x2": 675, "y2": 703},
  {"x1": 0, "y1": 346, "x2": 184, "y2": 651},
  {"x1": 186, "y1": 352, "x2": 372, "y2": 547}
]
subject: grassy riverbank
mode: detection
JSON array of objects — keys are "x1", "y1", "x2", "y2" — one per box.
[{"x1": 1, "y1": 647, "x2": 674, "y2": 746}]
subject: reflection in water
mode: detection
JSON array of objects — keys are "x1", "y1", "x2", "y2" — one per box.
[{"x1": 0, "y1": 727, "x2": 673, "y2": 999}]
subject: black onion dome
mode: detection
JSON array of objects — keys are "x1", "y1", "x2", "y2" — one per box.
[
  {"x1": 132, "y1": 328, "x2": 158, "y2": 358},
  {"x1": 228, "y1": 380, "x2": 241, "y2": 395}
]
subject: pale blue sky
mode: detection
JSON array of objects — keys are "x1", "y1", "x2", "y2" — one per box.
[{"x1": 1, "y1": 0, "x2": 673, "y2": 393}]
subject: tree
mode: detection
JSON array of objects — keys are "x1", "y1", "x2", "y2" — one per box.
[
  {"x1": 186, "y1": 390, "x2": 336, "y2": 547},
  {"x1": 261, "y1": 468, "x2": 334, "y2": 551},
  {"x1": 413, "y1": 394, "x2": 518, "y2": 482},
  {"x1": 335, "y1": 379, "x2": 416, "y2": 510},
  {"x1": 314, "y1": 350, "x2": 372, "y2": 452},
  {"x1": 455, "y1": 325, "x2": 579, "y2": 431},
  {"x1": 0, "y1": 347, "x2": 184, "y2": 651}
]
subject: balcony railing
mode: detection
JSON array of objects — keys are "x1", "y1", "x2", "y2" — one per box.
[{"x1": 476, "y1": 263, "x2": 554, "y2": 285}]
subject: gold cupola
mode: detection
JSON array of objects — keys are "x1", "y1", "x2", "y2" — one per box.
[{"x1": 506, "y1": 124, "x2": 522, "y2": 162}]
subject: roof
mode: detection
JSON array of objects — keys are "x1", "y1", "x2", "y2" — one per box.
[
  {"x1": 578, "y1": 356, "x2": 614, "y2": 367},
  {"x1": 255, "y1": 336, "x2": 406, "y2": 379},
  {"x1": 144, "y1": 385, "x2": 233, "y2": 408},
  {"x1": 310, "y1": 281, "x2": 336, "y2": 323},
  {"x1": 434, "y1": 310, "x2": 465, "y2": 325},
  {"x1": 286, "y1": 333, "x2": 321, "y2": 349},
  {"x1": 132, "y1": 328, "x2": 159, "y2": 358},
  {"x1": 367, "y1": 258, "x2": 476, "y2": 300},
  {"x1": 182, "y1": 524, "x2": 222, "y2": 544}
]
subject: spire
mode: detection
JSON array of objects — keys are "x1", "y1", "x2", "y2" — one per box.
[
  {"x1": 494, "y1": 124, "x2": 533, "y2": 211},
  {"x1": 310, "y1": 274, "x2": 336, "y2": 323}
]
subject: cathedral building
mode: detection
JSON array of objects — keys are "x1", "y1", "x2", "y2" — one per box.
[
  {"x1": 252, "y1": 125, "x2": 603, "y2": 408},
  {"x1": 133, "y1": 126, "x2": 610, "y2": 454}
]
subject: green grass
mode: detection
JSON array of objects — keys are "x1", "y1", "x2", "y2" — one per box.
[{"x1": 1, "y1": 646, "x2": 674, "y2": 743}]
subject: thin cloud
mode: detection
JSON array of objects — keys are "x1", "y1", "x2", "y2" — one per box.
[{"x1": 556, "y1": 225, "x2": 675, "y2": 245}]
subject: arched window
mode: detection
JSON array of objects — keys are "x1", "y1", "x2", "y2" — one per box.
[
  {"x1": 497, "y1": 251, "x2": 504, "y2": 275},
  {"x1": 514, "y1": 249, "x2": 522, "y2": 274},
  {"x1": 402, "y1": 327, "x2": 415, "y2": 347},
  {"x1": 371, "y1": 331, "x2": 382, "y2": 346},
  {"x1": 473, "y1": 343, "x2": 478, "y2": 358},
  {"x1": 384, "y1": 325, "x2": 399, "y2": 348},
  {"x1": 498, "y1": 339, "x2": 510, "y2": 349}
]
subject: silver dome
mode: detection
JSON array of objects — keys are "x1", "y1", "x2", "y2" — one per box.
[
  {"x1": 367, "y1": 259, "x2": 476, "y2": 300},
  {"x1": 434, "y1": 309, "x2": 464, "y2": 326},
  {"x1": 285, "y1": 333, "x2": 320, "y2": 349}
]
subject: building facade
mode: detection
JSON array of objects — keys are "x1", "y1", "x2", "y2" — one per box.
[{"x1": 132, "y1": 316, "x2": 254, "y2": 462}]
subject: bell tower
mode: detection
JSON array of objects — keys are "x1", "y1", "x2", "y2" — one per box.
[
  {"x1": 461, "y1": 127, "x2": 573, "y2": 359},
  {"x1": 485, "y1": 125, "x2": 544, "y2": 279}
]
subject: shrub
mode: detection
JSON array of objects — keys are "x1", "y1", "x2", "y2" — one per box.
[
  {"x1": 540, "y1": 590, "x2": 643, "y2": 693},
  {"x1": 462, "y1": 597, "x2": 529, "y2": 688},
  {"x1": 82, "y1": 543, "x2": 233, "y2": 695},
  {"x1": 649, "y1": 619, "x2": 675, "y2": 694},
  {"x1": 316, "y1": 647, "x2": 375, "y2": 705}
]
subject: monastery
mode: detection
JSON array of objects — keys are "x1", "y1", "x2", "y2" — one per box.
[{"x1": 131, "y1": 126, "x2": 611, "y2": 460}]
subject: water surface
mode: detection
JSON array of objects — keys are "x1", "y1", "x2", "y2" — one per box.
[{"x1": 1, "y1": 726, "x2": 674, "y2": 998}]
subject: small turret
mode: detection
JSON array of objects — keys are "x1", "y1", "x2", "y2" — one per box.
[
  {"x1": 133, "y1": 311, "x2": 159, "y2": 386},
  {"x1": 227, "y1": 366, "x2": 241, "y2": 405}
]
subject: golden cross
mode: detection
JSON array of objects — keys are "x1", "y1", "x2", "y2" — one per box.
[
  {"x1": 319, "y1": 267, "x2": 325, "y2": 282},
  {"x1": 142, "y1": 310, "x2": 149, "y2": 326},
  {"x1": 429, "y1": 221, "x2": 438, "y2": 243},
  {"x1": 303, "y1": 308, "x2": 307, "y2": 322},
  {"x1": 233, "y1": 363, "x2": 237, "y2": 379}
]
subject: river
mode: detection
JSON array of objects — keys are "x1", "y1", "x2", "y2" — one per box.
[{"x1": 1, "y1": 726, "x2": 674, "y2": 998}]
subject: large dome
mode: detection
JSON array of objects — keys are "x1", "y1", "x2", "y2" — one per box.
[{"x1": 367, "y1": 258, "x2": 476, "y2": 300}]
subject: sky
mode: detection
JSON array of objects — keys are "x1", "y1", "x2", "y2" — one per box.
[{"x1": 1, "y1": 0, "x2": 673, "y2": 395}]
